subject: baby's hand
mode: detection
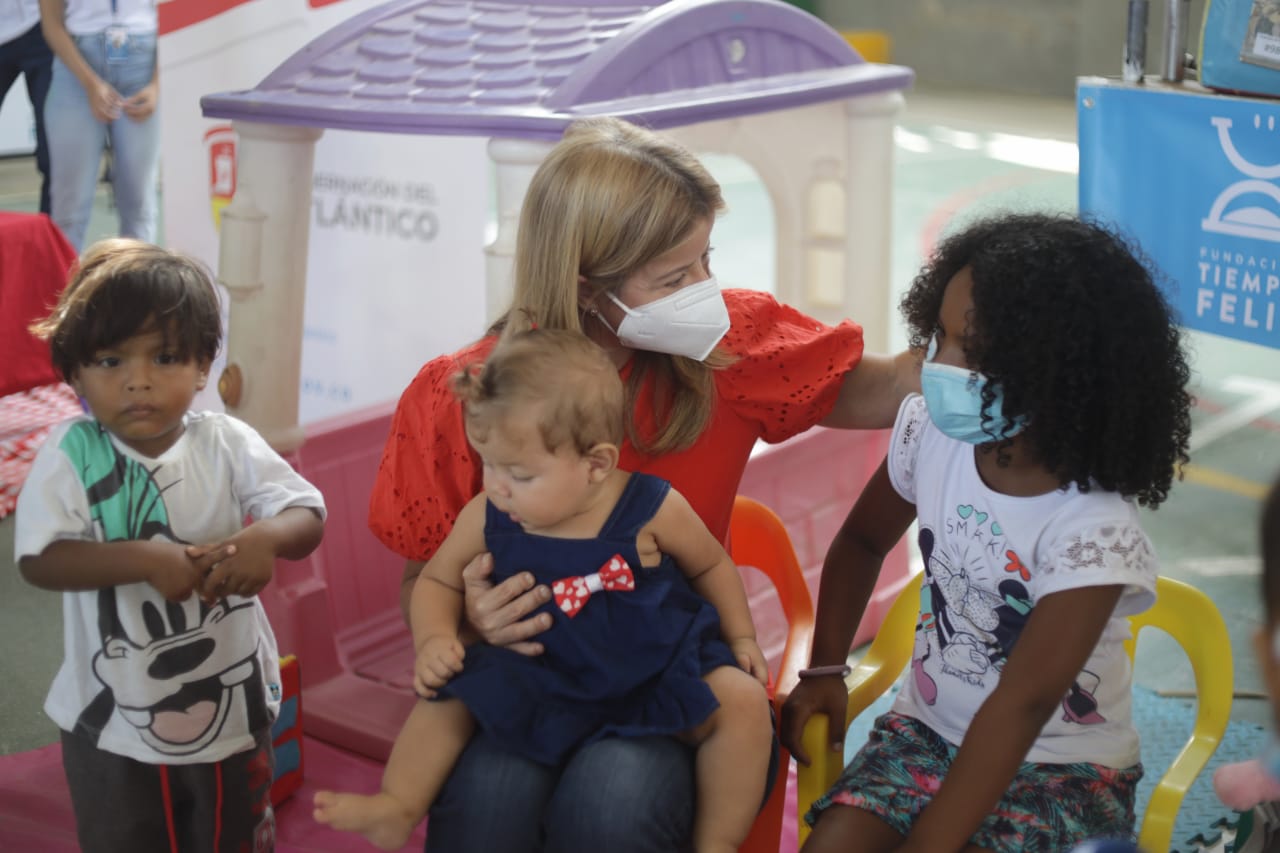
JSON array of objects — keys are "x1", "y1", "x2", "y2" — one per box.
[
  {"x1": 413, "y1": 635, "x2": 465, "y2": 698},
  {"x1": 730, "y1": 637, "x2": 769, "y2": 687},
  {"x1": 196, "y1": 524, "x2": 275, "y2": 602},
  {"x1": 145, "y1": 542, "x2": 206, "y2": 602}
]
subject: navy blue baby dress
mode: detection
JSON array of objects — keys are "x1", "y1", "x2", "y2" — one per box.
[{"x1": 435, "y1": 472, "x2": 738, "y2": 765}]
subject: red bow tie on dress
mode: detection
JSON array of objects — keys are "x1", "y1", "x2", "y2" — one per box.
[{"x1": 552, "y1": 554, "x2": 635, "y2": 618}]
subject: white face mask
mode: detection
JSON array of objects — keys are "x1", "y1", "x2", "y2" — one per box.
[{"x1": 599, "y1": 276, "x2": 731, "y2": 361}]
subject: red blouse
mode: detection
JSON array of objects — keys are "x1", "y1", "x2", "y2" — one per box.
[{"x1": 368, "y1": 288, "x2": 864, "y2": 560}]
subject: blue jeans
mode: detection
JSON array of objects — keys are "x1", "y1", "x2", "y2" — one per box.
[
  {"x1": 426, "y1": 733, "x2": 697, "y2": 853},
  {"x1": 0, "y1": 23, "x2": 53, "y2": 214},
  {"x1": 43, "y1": 31, "x2": 158, "y2": 251},
  {"x1": 425, "y1": 728, "x2": 780, "y2": 852}
]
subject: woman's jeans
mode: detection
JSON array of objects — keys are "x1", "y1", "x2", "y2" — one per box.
[
  {"x1": 425, "y1": 728, "x2": 780, "y2": 852},
  {"x1": 426, "y1": 733, "x2": 697, "y2": 853},
  {"x1": 44, "y1": 31, "x2": 159, "y2": 252}
]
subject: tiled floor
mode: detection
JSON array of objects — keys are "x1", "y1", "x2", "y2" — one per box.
[{"x1": 1, "y1": 86, "x2": 1278, "y2": 841}]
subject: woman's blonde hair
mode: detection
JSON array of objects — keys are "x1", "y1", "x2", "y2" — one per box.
[
  {"x1": 453, "y1": 329, "x2": 623, "y2": 456},
  {"x1": 495, "y1": 116, "x2": 728, "y2": 454}
]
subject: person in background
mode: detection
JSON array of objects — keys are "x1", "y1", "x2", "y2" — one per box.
[
  {"x1": 40, "y1": 0, "x2": 159, "y2": 251},
  {"x1": 0, "y1": 0, "x2": 53, "y2": 214},
  {"x1": 368, "y1": 115, "x2": 920, "y2": 852}
]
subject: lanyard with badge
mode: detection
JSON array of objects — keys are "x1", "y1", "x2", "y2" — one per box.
[{"x1": 104, "y1": 0, "x2": 129, "y2": 64}]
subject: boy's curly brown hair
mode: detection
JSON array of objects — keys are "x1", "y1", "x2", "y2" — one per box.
[{"x1": 31, "y1": 238, "x2": 222, "y2": 380}]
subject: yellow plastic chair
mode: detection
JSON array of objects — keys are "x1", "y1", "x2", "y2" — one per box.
[{"x1": 796, "y1": 574, "x2": 1234, "y2": 853}]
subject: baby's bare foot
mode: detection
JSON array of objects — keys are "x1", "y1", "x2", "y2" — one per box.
[{"x1": 313, "y1": 790, "x2": 416, "y2": 850}]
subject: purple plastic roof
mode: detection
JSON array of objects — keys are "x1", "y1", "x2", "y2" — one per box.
[{"x1": 200, "y1": 0, "x2": 913, "y2": 139}]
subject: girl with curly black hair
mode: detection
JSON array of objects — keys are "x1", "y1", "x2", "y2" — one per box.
[{"x1": 781, "y1": 212, "x2": 1193, "y2": 853}]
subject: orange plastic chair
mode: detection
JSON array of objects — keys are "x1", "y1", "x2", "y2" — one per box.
[
  {"x1": 795, "y1": 574, "x2": 1233, "y2": 852},
  {"x1": 729, "y1": 495, "x2": 816, "y2": 853}
]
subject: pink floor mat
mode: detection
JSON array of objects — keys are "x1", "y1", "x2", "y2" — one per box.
[
  {"x1": 0, "y1": 738, "x2": 798, "y2": 852},
  {"x1": 0, "y1": 738, "x2": 426, "y2": 852}
]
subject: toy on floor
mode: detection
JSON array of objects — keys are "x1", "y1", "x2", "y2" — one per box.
[
  {"x1": 1213, "y1": 758, "x2": 1280, "y2": 853},
  {"x1": 1214, "y1": 758, "x2": 1280, "y2": 812},
  {"x1": 271, "y1": 655, "x2": 304, "y2": 806},
  {"x1": 1214, "y1": 477, "x2": 1280, "y2": 853},
  {"x1": 1227, "y1": 802, "x2": 1280, "y2": 853}
]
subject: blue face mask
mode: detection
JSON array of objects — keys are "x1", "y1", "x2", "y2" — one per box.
[{"x1": 920, "y1": 334, "x2": 1027, "y2": 444}]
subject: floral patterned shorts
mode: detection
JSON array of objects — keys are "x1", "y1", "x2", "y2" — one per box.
[{"x1": 805, "y1": 712, "x2": 1143, "y2": 853}]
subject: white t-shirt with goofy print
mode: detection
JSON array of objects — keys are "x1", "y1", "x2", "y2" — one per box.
[
  {"x1": 887, "y1": 394, "x2": 1157, "y2": 769},
  {"x1": 15, "y1": 411, "x2": 325, "y2": 765}
]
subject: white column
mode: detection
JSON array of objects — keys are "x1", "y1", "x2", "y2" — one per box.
[
  {"x1": 217, "y1": 120, "x2": 323, "y2": 452},
  {"x1": 485, "y1": 137, "x2": 553, "y2": 325},
  {"x1": 842, "y1": 91, "x2": 903, "y2": 352}
]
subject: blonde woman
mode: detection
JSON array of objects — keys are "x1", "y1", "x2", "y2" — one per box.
[
  {"x1": 319, "y1": 330, "x2": 773, "y2": 853},
  {"x1": 369, "y1": 116, "x2": 918, "y2": 853}
]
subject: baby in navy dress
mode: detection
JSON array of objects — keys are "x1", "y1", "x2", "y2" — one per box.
[{"x1": 314, "y1": 329, "x2": 774, "y2": 853}]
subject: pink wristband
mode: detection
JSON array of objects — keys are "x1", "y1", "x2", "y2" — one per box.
[{"x1": 797, "y1": 664, "x2": 852, "y2": 679}]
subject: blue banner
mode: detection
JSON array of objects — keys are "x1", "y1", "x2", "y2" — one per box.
[{"x1": 1078, "y1": 78, "x2": 1280, "y2": 350}]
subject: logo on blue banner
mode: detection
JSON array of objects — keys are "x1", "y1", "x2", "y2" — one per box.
[{"x1": 1079, "y1": 80, "x2": 1279, "y2": 349}]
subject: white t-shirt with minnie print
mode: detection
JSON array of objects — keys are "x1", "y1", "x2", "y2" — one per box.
[{"x1": 887, "y1": 394, "x2": 1157, "y2": 768}]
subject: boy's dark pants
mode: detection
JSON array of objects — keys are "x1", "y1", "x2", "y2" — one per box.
[{"x1": 61, "y1": 726, "x2": 275, "y2": 853}]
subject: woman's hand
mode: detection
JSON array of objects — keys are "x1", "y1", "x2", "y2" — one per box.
[
  {"x1": 779, "y1": 675, "x2": 850, "y2": 766},
  {"x1": 461, "y1": 552, "x2": 552, "y2": 655},
  {"x1": 122, "y1": 80, "x2": 158, "y2": 121},
  {"x1": 88, "y1": 77, "x2": 122, "y2": 123}
]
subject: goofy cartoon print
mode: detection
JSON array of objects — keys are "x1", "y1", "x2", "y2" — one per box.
[{"x1": 64, "y1": 421, "x2": 273, "y2": 756}]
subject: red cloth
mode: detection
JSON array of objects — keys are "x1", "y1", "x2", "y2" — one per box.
[
  {"x1": 368, "y1": 288, "x2": 865, "y2": 561},
  {"x1": 0, "y1": 213, "x2": 76, "y2": 398},
  {"x1": 0, "y1": 383, "x2": 82, "y2": 520}
]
